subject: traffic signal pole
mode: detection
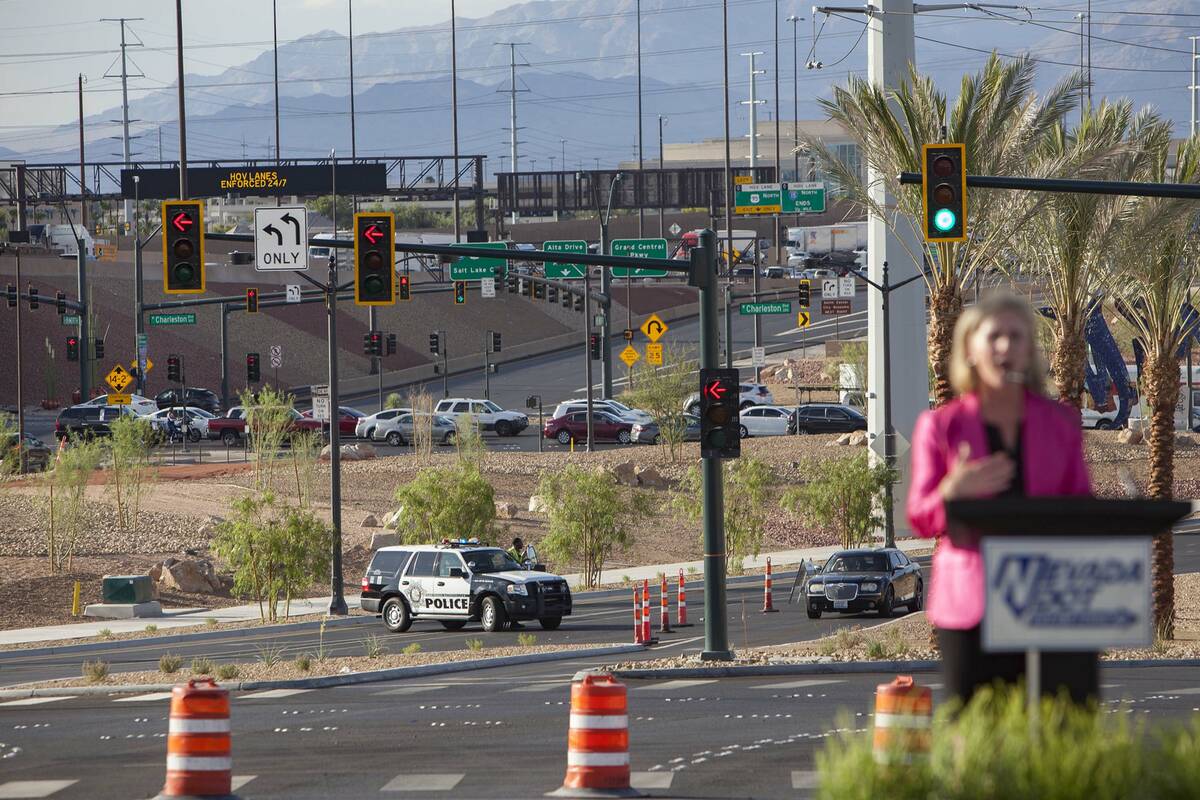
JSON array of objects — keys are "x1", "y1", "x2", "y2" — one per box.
[
  {"x1": 13, "y1": 248, "x2": 25, "y2": 473},
  {"x1": 325, "y1": 250, "x2": 348, "y2": 617}
]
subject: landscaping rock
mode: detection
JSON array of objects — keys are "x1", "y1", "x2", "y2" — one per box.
[
  {"x1": 1176, "y1": 433, "x2": 1197, "y2": 449},
  {"x1": 634, "y1": 466, "x2": 671, "y2": 489},
  {"x1": 320, "y1": 443, "x2": 377, "y2": 462},
  {"x1": 611, "y1": 461, "x2": 640, "y2": 487},
  {"x1": 382, "y1": 509, "x2": 403, "y2": 529},
  {"x1": 495, "y1": 502, "x2": 520, "y2": 520},
  {"x1": 848, "y1": 430, "x2": 868, "y2": 447},
  {"x1": 831, "y1": 433, "x2": 853, "y2": 446},
  {"x1": 528, "y1": 495, "x2": 549, "y2": 514},
  {"x1": 197, "y1": 515, "x2": 224, "y2": 537},
  {"x1": 1117, "y1": 428, "x2": 1143, "y2": 445},
  {"x1": 159, "y1": 559, "x2": 221, "y2": 594},
  {"x1": 360, "y1": 513, "x2": 380, "y2": 528},
  {"x1": 369, "y1": 532, "x2": 399, "y2": 550}
]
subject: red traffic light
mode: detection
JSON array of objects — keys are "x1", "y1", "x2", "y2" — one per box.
[
  {"x1": 171, "y1": 211, "x2": 193, "y2": 233},
  {"x1": 362, "y1": 224, "x2": 384, "y2": 245},
  {"x1": 703, "y1": 380, "x2": 728, "y2": 401}
]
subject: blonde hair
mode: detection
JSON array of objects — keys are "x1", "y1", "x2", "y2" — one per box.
[{"x1": 948, "y1": 292, "x2": 1046, "y2": 396}]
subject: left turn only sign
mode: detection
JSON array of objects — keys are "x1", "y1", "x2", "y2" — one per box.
[{"x1": 254, "y1": 205, "x2": 309, "y2": 271}]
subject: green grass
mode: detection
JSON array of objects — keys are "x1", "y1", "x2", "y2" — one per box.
[
  {"x1": 517, "y1": 632, "x2": 538, "y2": 647},
  {"x1": 362, "y1": 634, "x2": 385, "y2": 659},
  {"x1": 465, "y1": 638, "x2": 484, "y2": 652},
  {"x1": 97, "y1": 628, "x2": 113, "y2": 640},
  {"x1": 402, "y1": 643, "x2": 422, "y2": 655},
  {"x1": 143, "y1": 624, "x2": 158, "y2": 633}
]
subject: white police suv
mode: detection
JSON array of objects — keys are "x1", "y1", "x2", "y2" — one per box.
[{"x1": 360, "y1": 540, "x2": 572, "y2": 633}]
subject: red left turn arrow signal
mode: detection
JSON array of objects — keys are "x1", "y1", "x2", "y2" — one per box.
[
  {"x1": 171, "y1": 211, "x2": 193, "y2": 233},
  {"x1": 363, "y1": 224, "x2": 384, "y2": 245},
  {"x1": 703, "y1": 381, "x2": 727, "y2": 401}
]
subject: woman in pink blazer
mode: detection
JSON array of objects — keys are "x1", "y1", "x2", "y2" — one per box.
[{"x1": 907, "y1": 293, "x2": 1094, "y2": 706}]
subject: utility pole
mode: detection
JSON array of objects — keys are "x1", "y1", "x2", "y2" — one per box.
[
  {"x1": 722, "y1": 0, "x2": 735, "y2": 360},
  {"x1": 741, "y1": 52, "x2": 766, "y2": 168},
  {"x1": 451, "y1": 0, "x2": 461, "y2": 242},
  {"x1": 636, "y1": 0, "x2": 645, "y2": 237},
  {"x1": 78, "y1": 75, "x2": 86, "y2": 231},
  {"x1": 497, "y1": 43, "x2": 528, "y2": 223},
  {"x1": 273, "y1": 0, "x2": 281, "y2": 185},
  {"x1": 788, "y1": 15, "x2": 802, "y2": 194},
  {"x1": 175, "y1": 0, "x2": 188, "y2": 199},
  {"x1": 100, "y1": 17, "x2": 144, "y2": 232},
  {"x1": 327, "y1": 152, "x2": 347, "y2": 617},
  {"x1": 658, "y1": 115, "x2": 667, "y2": 238}
]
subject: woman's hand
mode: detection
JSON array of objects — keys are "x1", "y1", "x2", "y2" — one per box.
[{"x1": 938, "y1": 442, "x2": 1015, "y2": 501}]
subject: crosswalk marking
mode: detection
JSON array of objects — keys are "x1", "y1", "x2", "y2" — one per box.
[
  {"x1": 631, "y1": 772, "x2": 675, "y2": 789},
  {"x1": 634, "y1": 680, "x2": 717, "y2": 691},
  {"x1": 230, "y1": 776, "x2": 257, "y2": 791},
  {"x1": 751, "y1": 679, "x2": 844, "y2": 690},
  {"x1": 0, "y1": 781, "x2": 78, "y2": 799},
  {"x1": 0, "y1": 697, "x2": 75, "y2": 708},
  {"x1": 113, "y1": 692, "x2": 175, "y2": 703},
  {"x1": 241, "y1": 689, "x2": 312, "y2": 700},
  {"x1": 381, "y1": 774, "x2": 465, "y2": 792}
]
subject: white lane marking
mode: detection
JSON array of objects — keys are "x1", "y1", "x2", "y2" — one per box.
[
  {"x1": 381, "y1": 774, "x2": 465, "y2": 792},
  {"x1": 241, "y1": 689, "x2": 312, "y2": 700},
  {"x1": 231, "y1": 776, "x2": 257, "y2": 791},
  {"x1": 634, "y1": 679, "x2": 717, "y2": 691},
  {"x1": 791, "y1": 770, "x2": 819, "y2": 790},
  {"x1": 113, "y1": 692, "x2": 175, "y2": 703},
  {"x1": 0, "y1": 781, "x2": 79, "y2": 798},
  {"x1": 1157, "y1": 687, "x2": 1200, "y2": 695},
  {"x1": 505, "y1": 682, "x2": 570, "y2": 693},
  {"x1": 631, "y1": 772, "x2": 675, "y2": 789},
  {"x1": 752, "y1": 679, "x2": 844, "y2": 690},
  {"x1": 0, "y1": 697, "x2": 75, "y2": 707},
  {"x1": 373, "y1": 685, "x2": 450, "y2": 696}
]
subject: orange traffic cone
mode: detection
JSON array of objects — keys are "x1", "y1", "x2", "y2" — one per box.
[
  {"x1": 762, "y1": 557, "x2": 779, "y2": 613},
  {"x1": 873, "y1": 675, "x2": 932, "y2": 765},
  {"x1": 154, "y1": 678, "x2": 241, "y2": 799},
  {"x1": 550, "y1": 671, "x2": 642, "y2": 797}
]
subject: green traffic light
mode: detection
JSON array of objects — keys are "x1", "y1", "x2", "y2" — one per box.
[
  {"x1": 933, "y1": 208, "x2": 957, "y2": 232},
  {"x1": 173, "y1": 263, "x2": 194, "y2": 283}
]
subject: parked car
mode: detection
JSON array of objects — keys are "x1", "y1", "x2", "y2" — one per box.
[
  {"x1": 631, "y1": 414, "x2": 701, "y2": 445},
  {"x1": 243, "y1": 407, "x2": 323, "y2": 444},
  {"x1": 738, "y1": 405, "x2": 796, "y2": 438},
  {"x1": 301, "y1": 406, "x2": 365, "y2": 437},
  {"x1": 372, "y1": 412, "x2": 458, "y2": 447},
  {"x1": 685, "y1": 383, "x2": 773, "y2": 414},
  {"x1": 54, "y1": 405, "x2": 137, "y2": 440},
  {"x1": 154, "y1": 387, "x2": 221, "y2": 415},
  {"x1": 81, "y1": 393, "x2": 158, "y2": 416},
  {"x1": 355, "y1": 408, "x2": 410, "y2": 441},
  {"x1": 761, "y1": 266, "x2": 786, "y2": 279},
  {"x1": 433, "y1": 398, "x2": 529, "y2": 436},
  {"x1": 141, "y1": 407, "x2": 211, "y2": 442},
  {"x1": 793, "y1": 403, "x2": 867, "y2": 434},
  {"x1": 207, "y1": 407, "x2": 249, "y2": 446},
  {"x1": 801, "y1": 548, "x2": 923, "y2": 619},
  {"x1": 2, "y1": 432, "x2": 52, "y2": 472},
  {"x1": 550, "y1": 399, "x2": 652, "y2": 425},
  {"x1": 543, "y1": 411, "x2": 634, "y2": 444}
]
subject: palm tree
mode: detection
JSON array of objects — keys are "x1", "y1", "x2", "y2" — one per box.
[
  {"x1": 1106, "y1": 133, "x2": 1200, "y2": 637},
  {"x1": 800, "y1": 54, "x2": 1081, "y2": 405},
  {"x1": 1017, "y1": 104, "x2": 1172, "y2": 409}
]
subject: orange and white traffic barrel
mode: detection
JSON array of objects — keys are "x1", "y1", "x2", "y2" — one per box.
[
  {"x1": 154, "y1": 677, "x2": 241, "y2": 800},
  {"x1": 633, "y1": 586, "x2": 643, "y2": 644},
  {"x1": 640, "y1": 579, "x2": 655, "y2": 644},
  {"x1": 550, "y1": 671, "x2": 642, "y2": 798},
  {"x1": 762, "y1": 557, "x2": 779, "y2": 613},
  {"x1": 677, "y1": 570, "x2": 690, "y2": 627},
  {"x1": 659, "y1": 574, "x2": 672, "y2": 633},
  {"x1": 872, "y1": 675, "x2": 932, "y2": 765}
]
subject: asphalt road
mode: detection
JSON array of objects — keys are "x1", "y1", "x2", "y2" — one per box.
[{"x1": 3, "y1": 658, "x2": 1200, "y2": 799}]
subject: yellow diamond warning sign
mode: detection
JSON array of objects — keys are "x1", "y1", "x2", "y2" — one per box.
[
  {"x1": 619, "y1": 345, "x2": 641, "y2": 368},
  {"x1": 797, "y1": 311, "x2": 811, "y2": 328},
  {"x1": 105, "y1": 364, "x2": 133, "y2": 393},
  {"x1": 640, "y1": 313, "x2": 668, "y2": 343}
]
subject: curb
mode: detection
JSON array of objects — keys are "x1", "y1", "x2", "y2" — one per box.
[
  {"x1": 0, "y1": 615, "x2": 373, "y2": 663},
  {"x1": 611, "y1": 657, "x2": 1200, "y2": 680},
  {"x1": 0, "y1": 643, "x2": 645, "y2": 698}
]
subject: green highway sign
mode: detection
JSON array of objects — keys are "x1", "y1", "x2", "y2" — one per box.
[
  {"x1": 734, "y1": 183, "x2": 782, "y2": 215},
  {"x1": 450, "y1": 242, "x2": 508, "y2": 280},
  {"x1": 782, "y1": 182, "x2": 826, "y2": 214},
  {"x1": 739, "y1": 301, "x2": 793, "y2": 315},
  {"x1": 149, "y1": 312, "x2": 196, "y2": 326},
  {"x1": 542, "y1": 240, "x2": 588, "y2": 279},
  {"x1": 610, "y1": 238, "x2": 669, "y2": 278},
  {"x1": 61, "y1": 314, "x2": 80, "y2": 326}
]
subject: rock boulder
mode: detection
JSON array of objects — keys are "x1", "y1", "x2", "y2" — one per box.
[
  {"x1": 158, "y1": 559, "x2": 222, "y2": 595},
  {"x1": 634, "y1": 466, "x2": 671, "y2": 489},
  {"x1": 369, "y1": 532, "x2": 399, "y2": 550},
  {"x1": 611, "y1": 461, "x2": 639, "y2": 487},
  {"x1": 1116, "y1": 428, "x2": 1143, "y2": 445},
  {"x1": 495, "y1": 502, "x2": 520, "y2": 520},
  {"x1": 528, "y1": 495, "x2": 549, "y2": 514}
]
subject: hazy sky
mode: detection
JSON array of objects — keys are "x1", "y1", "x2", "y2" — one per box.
[{"x1": 0, "y1": 0, "x2": 525, "y2": 127}]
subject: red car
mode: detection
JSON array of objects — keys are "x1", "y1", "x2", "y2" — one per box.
[
  {"x1": 543, "y1": 411, "x2": 633, "y2": 445},
  {"x1": 301, "y1": 406, "x2": 365, "y2": 438}
]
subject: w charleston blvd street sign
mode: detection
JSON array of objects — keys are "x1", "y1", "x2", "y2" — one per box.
[
  {"x1": 739, "y1": 301, "x2": 792, "y2": 315},
  {"x1": 149, "y1": 312, "x2": 196, "y2": 326},
  {"x1": 451, "y1": 242, "x2": 508, "y2": 280},
  {"x1": 610, "y1": 238, "x2": 668, "y2": 278}
]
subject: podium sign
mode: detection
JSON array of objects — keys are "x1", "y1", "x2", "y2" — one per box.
[{"x1": 982, "y1": 536, "x2": 1152, "y2": 652}]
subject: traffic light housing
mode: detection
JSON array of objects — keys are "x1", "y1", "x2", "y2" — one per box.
[
  {"x1": 354, "y1": 212, "x2": 396, "y2": 305},
  {"x1": 5, "y1": 284, "x2": 14, "y2": 309},
  {"x1": 366, "y1": 331, "x2": 383, "y2": 356},
  {"x1": 398, "y1": 274, "x2": 411, "y2": 301},
  {"x1": 506, "y1": 274, "x2": 519, "y2": 294},
  {"x1": 167, "y1": 355, "x2": 181, "y2": 383},
  {"x1": 491, "y1": 332, "x2": 502, "y2": 353},
  {"x1": 55, "y1": 291, "x2": 66, "y2": 315},
  {"x1": 429, "y1": 332, "x2": 441, "y2": 355},
  {"x1": 562, "y1": 290, "x2": 573, "y2": 309},
  {"x1": 27, "y1": 286, "x2": 37, "y2": 310},
  {"x1": 798, "y1": 279, "x2": 811, "y2": 308},
  {"x1": 246, "y1": 352, "x2": 261, "y2": 383},
  {"x1": 162, "y1": 200, "x2": 206, "y2": 294},
  {"x1": 94, "y1": 338, "x2": 105, "y2": 360},
  {"x1": 453, "y1": 281, "x2": 467, "y2": 305},
  {"x1": 246, "y1": 287, "x2": 259, "y2": 313},
  {"x1": 699, "y1": 367, "x2": 741, "y2": 460},
  {"x1": 589, "y1": 333, "x2": 601, "y2": 360},
  {"x1": 533, "y1": 282, "x2": 545, "y2": 300},
  {"x1": 386, "y1": 333, "x2": 397, "y2": 356},
  {"x1": 520, "y1": 279, "x2": 531, "y2": 297},
  {"x1": 66, "y1": 336, "x2": 79, "y2": 362},
  {"x1": 921, "y1": 143, "x2": 967, "y2": 243},
  {"x1": 574, "y1": 294, "x2": 584, "y2": 313}
]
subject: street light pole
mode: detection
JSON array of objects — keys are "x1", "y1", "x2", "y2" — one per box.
[
  {"x1": 636, "y1": 0, "x2": 644, "y2": 237},
  {"x1": 327, "y1": 153, "x2": 348, "y2": 617},
  {"x1": 658, "y1": 115, "x2": 667, "y2": 238}
]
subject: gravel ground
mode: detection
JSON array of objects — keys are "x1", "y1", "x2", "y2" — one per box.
[{"x1": 36, "y1": 643, "x2": 616, "y2": 688}]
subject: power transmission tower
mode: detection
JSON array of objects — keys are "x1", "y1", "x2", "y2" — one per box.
[
  {"x1": 101, "y1": 17, "x2": 145, "y2": 232},
  {"x1": 496, "y1": 42, "x2": 529, "y2": 222}
]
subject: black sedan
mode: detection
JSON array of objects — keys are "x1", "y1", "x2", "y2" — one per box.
[
  {"x1": 631, "y1": 414, "x2": 701, "y2": 445},
  {"x1": 794, "y1": 403, "x2": 867, "y2": 434},
  {"x1": 801, "y1": 548, "x2": 923, "y2": 619}
]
